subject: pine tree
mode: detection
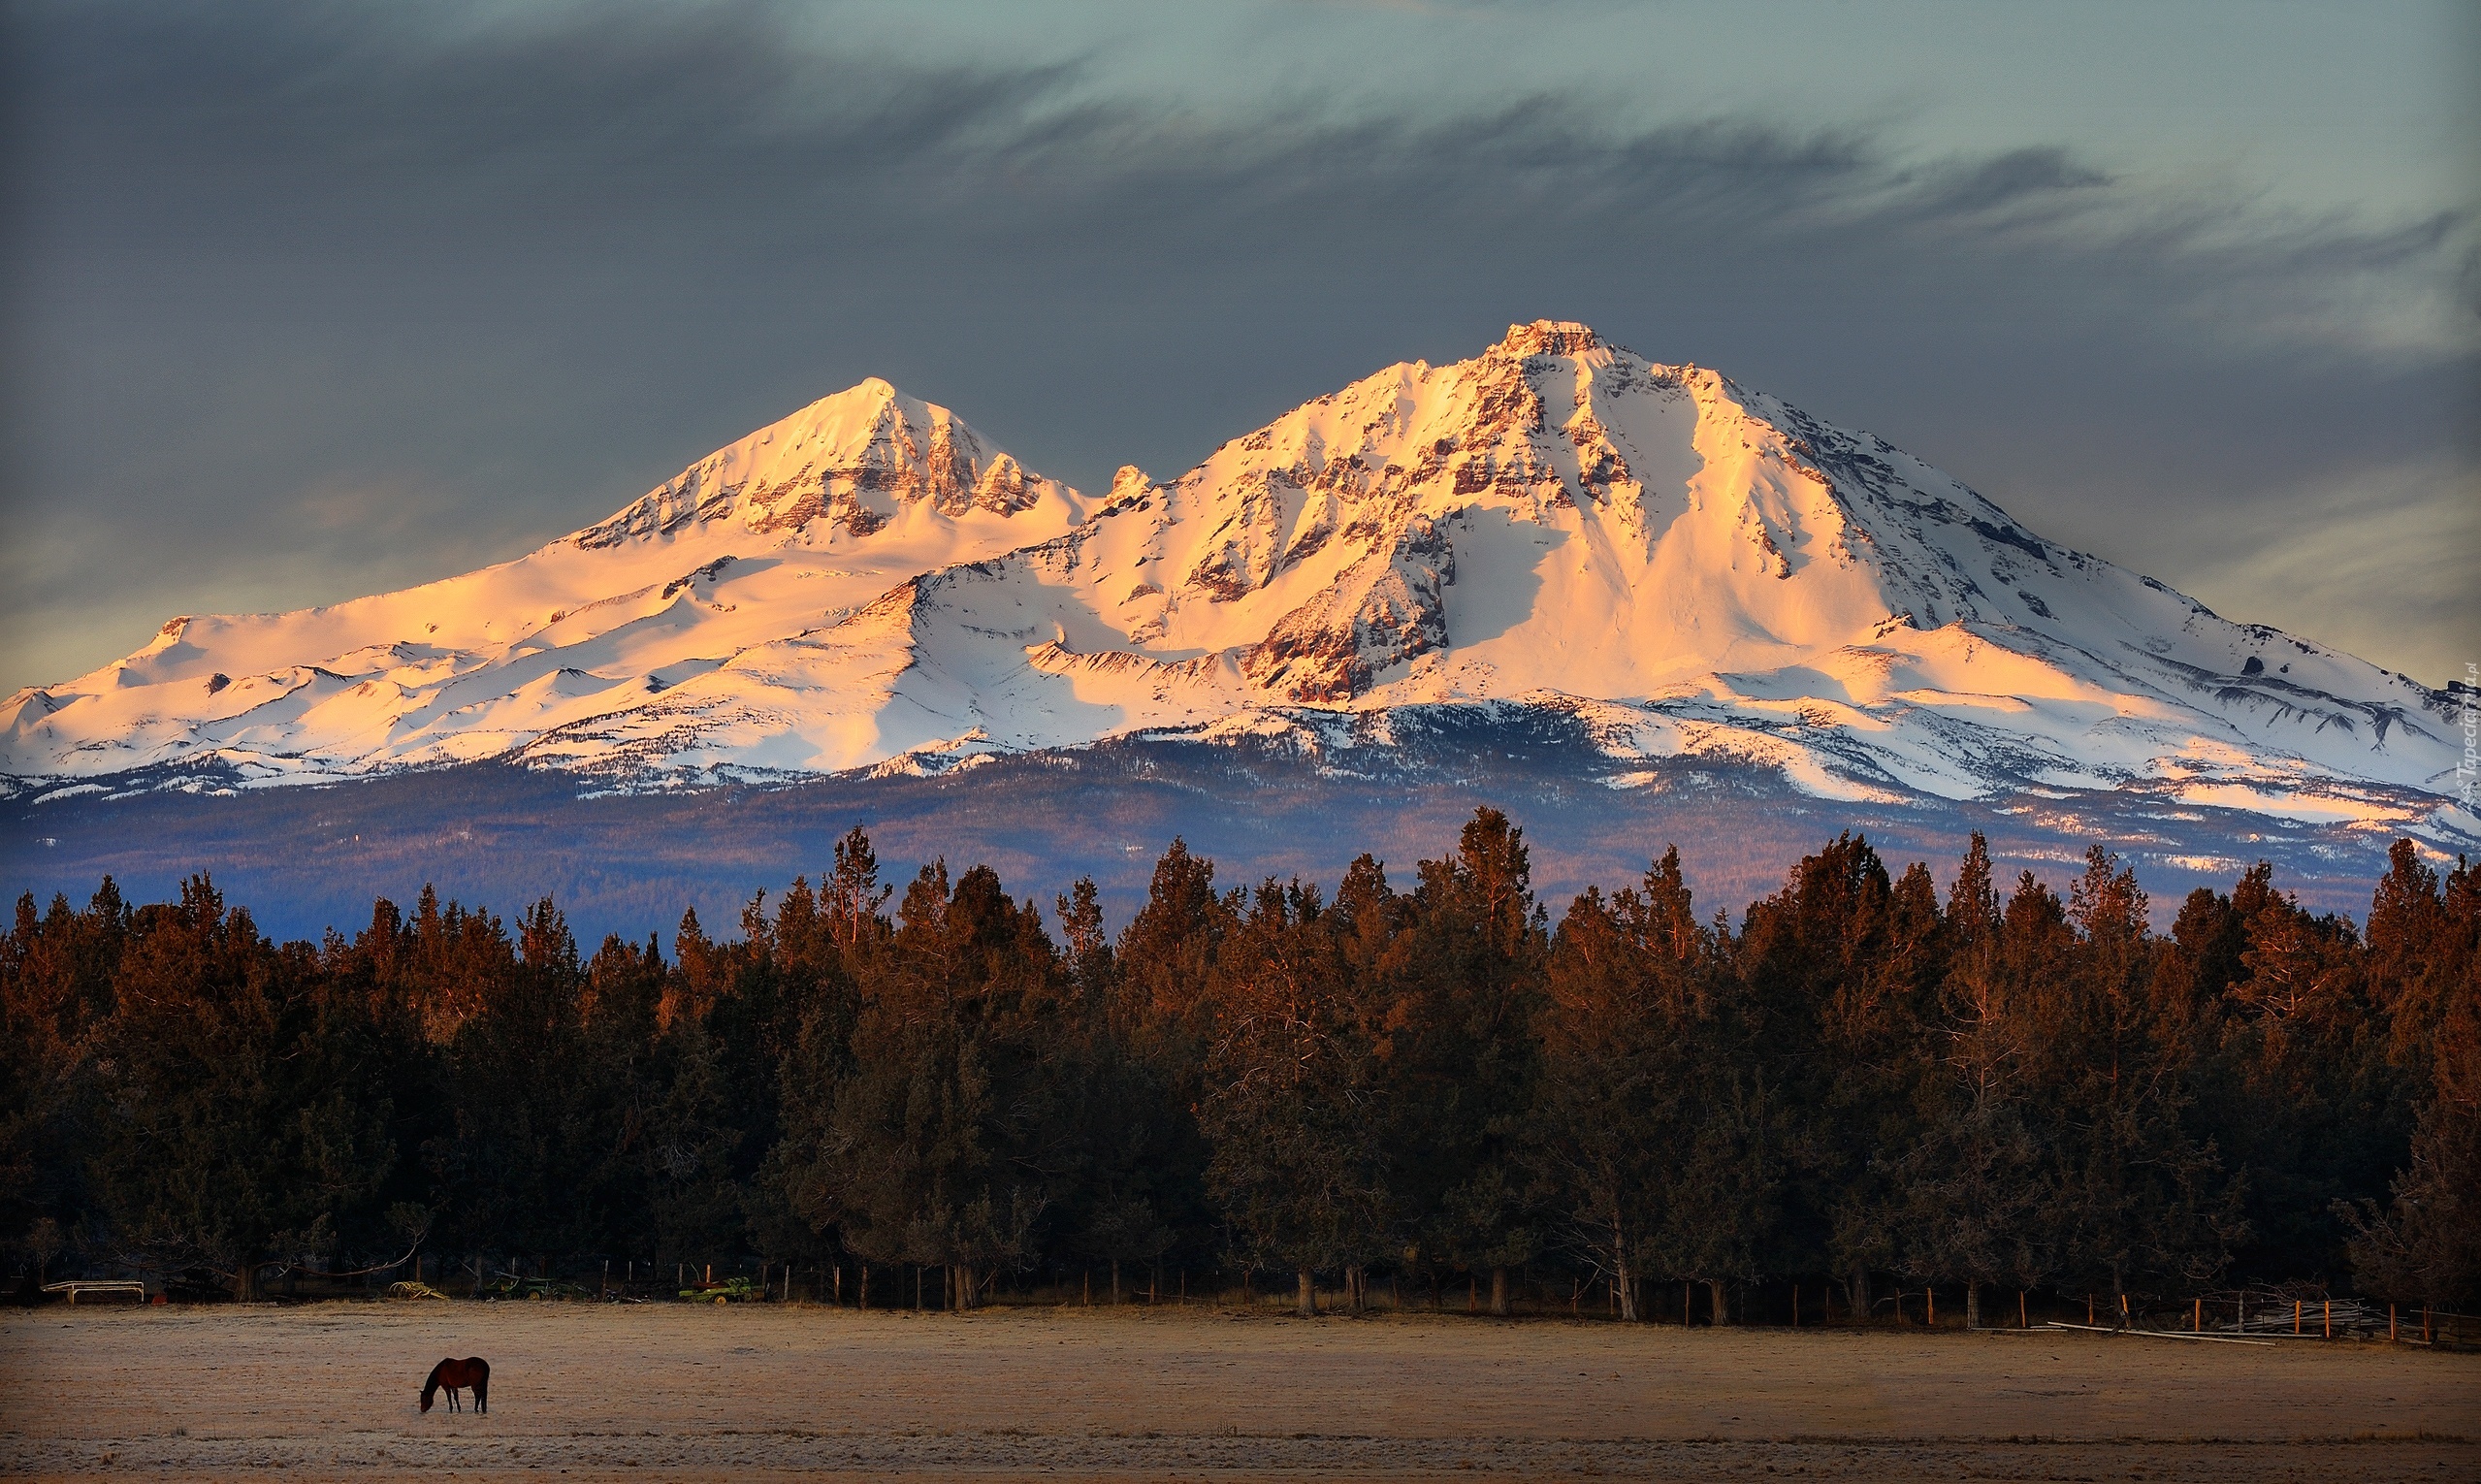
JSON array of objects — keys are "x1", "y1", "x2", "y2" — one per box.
[
  {"x1": 1198, "y1": 879, "x2": 1387, "y2": 1315},
  {"x1": 2342, "y1": 849, "x2": 2481, "y2": 1305},
  {"x1": 2038, "y1": 850, "x2": 2241, "y2": 1316},
  {"x1": 1894, "y1": 836, "x2": 2046, "y2": 1327},
  {"x1": 87, "y1": 879, "x2": 398, "y2": 1300},
  {"x1": 1534, "y1": 849, "x2": 1708, "y2": 1319},
  {"x1": 1391, "y1": 810, "x2": 1548, "y2": 1314}
]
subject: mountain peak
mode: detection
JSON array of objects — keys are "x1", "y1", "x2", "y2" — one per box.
[
  {"x1": 565, "y1": 377, "x2": 1079, "y2": 551},
  {"x1": 3, "y1": 326, "x2": 2461, "y2": 847},
  {"x1": 1498, "y1": 319, "x2": 1606, "y2": 358}
]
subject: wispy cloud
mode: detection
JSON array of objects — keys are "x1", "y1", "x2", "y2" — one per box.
[{"x1": 3, "y1": 0, "x2": 2473, "y2": 689}]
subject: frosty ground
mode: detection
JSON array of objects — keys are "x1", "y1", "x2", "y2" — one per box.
[{"x1": 3, "y1": 1304, "x2": 2473, "y2": 1481}]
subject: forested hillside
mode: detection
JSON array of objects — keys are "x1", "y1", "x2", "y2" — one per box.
[{"x1": 5, "y1": 816, "x2": 2473, "y2": 1319}]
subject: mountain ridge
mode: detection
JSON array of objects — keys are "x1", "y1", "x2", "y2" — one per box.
[{"x1": 6, "y1": 321, "x2": 2469, "y2": 855}]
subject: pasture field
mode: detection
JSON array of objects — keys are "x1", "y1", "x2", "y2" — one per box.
[{"x1": 1, "y1": 1302, "x2": 2473, "y2": 1481}]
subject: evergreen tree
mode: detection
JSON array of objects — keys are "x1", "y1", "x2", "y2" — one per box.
[
  {"x1": 819, "y1": 861, "x2": 1071, "y2": 1307},
  {"x1": 86, "y1": 879, "x2": 398, "y2": 1299},
  {"x1": 1198, "y1": 879, "x2": 1387, "y2": 1315},
  {"x1": 1534, "y1": 849, "x2": 1707, "y2": 1320},
  {"x1": 1894, "y1": 836, "x2": 2047, "y2": 1327},
  {"x1": 1390, "y1": 810, "x2": 1548, "y2": 1314},
  {"x1": 2342, "y1": 848, "x2": 2481, "y2": 1305},
  {"x1": 3, "y1": 829, "x2": 2451, "y2": 1314},
  {"x1": 2039, "y1": 850, "x2": 2241, "y2": 1315}
]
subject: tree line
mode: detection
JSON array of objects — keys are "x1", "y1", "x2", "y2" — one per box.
[{"x1": 4, "y1": 813, "x2": 2473, "y2": 1319}]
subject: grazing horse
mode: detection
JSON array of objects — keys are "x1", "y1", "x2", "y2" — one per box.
[{"x1": 420, "y1": 1357, "x2": 490, "y2": 1414}]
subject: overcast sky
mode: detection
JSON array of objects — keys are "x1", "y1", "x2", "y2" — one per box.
[{"x1": 4, "y1": 0, "x2": 2475, "y2": 694}]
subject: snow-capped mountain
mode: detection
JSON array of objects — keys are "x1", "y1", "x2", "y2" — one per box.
[{"x1": 5, "y1": 322, "x2": 2468, "y2": 845}]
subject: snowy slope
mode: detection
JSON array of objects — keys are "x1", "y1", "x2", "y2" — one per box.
[
  {"x1": 4, "y1": 380, "x2": 1091, "y2": 781},
  {"x1": 5, "y1": 323, "x2": 2467, "y2": 843}
]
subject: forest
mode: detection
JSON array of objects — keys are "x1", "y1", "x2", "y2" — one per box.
[{"x1": 4, "y1": 812, "x2": 2474, "y2": 1323}]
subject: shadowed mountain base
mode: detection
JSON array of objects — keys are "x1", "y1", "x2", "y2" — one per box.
[{"x1": 4, "y1": 712, "x2": 2430, "y2": 940}]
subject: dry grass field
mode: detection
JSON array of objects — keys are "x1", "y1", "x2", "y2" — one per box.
[{"x1": 2, "y1": 1301, "x2": 2473, "y2": 1481}]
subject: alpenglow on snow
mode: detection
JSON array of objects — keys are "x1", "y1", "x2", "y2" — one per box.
[{"x1": 4, "y1": 323, "x2": 2466, "y2": 844}]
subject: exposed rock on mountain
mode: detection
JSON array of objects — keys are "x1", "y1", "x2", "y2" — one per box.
[{"x1": 5, "y1": 323, "x2": 2468, "y2": 854}]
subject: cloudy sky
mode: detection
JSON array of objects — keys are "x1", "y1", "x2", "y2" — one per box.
[{"x1": 5, "y1": 0, "x2": 2475, "y2": 694}]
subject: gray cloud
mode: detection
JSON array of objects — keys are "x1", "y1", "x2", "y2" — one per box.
[{"x1": 5, "y1": 0, "x2": 2474, "y2": 693}]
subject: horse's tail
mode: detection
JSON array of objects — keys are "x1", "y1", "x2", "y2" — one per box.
[{"x1": 467, "y1": 1358, "x2": 489, "y2": 1414}]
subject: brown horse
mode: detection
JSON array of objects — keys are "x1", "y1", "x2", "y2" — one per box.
[{"x1": 420, "y1": 1357, "x2": 490, "y2": 1413}]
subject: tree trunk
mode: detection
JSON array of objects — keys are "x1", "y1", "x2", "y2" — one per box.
[
  {"x1": 1615, "y1": 1258, "x2": 1638, "y2": 1323},
  {"x1": 1111, "y1": 1258, "x2": 1122, "y2": 1305},
  {"x1": 1708, "y1": 1278, "x2": 1730, "y2": 1326},
  {"x1": 1347, "y1": 1263, "x2": 1366, "y2": 1314},
  {"x1": 1847, "y1": 1266, "x2": 1871, "y2": 1323},
  {"x1": 1965, "y1": 1280, "x2": 1982, "y2": 1330},
  {"x1": 1296, "y1": 1266, "x2": 1317, "y2": 1318},
  {"x1": 1490, "y1": 1266, "x2": 1510, "y2": 1317},
  {"x1": 233, "y1": 1253, "x2": 263, "y2": 1304},
  {"x1": 859, "y1": 1264, "x2": 870, "y2": 1312}
]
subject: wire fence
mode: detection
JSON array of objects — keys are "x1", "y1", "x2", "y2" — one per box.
[{"x1": 2112, "y1": 1286, "x2": 2480, "y2": 1345}]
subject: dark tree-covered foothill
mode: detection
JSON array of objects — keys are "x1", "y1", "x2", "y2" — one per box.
[{"x1": 5, "y1": 814, "x2": 2473, "y2": 1321}]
